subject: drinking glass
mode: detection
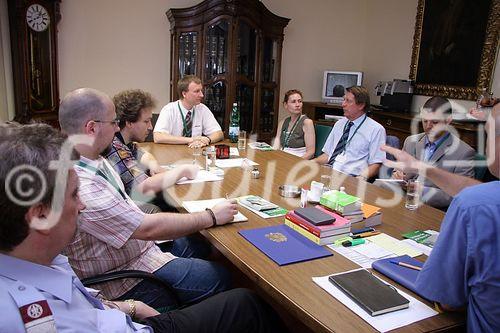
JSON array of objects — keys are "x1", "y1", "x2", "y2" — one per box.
[
  {"x1": 405, "y1": 179, "x2": 420, "y2": 210},
  {"x1": 238, "y1": 130, "x2": 247, "y2": 150},
  {"x1": 192, "y1": 145, "x2": 202, "y2": 166},
  {"x1": 206, "y1": 146, "x2": 217, "y2": 171},
  {"x1": 320, "y1": 164, "x2": 333, "y2": 192}
]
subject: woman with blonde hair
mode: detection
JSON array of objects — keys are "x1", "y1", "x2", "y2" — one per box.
[{"x1": 273, "y1": 89, "x2": 315, "y2": 159}]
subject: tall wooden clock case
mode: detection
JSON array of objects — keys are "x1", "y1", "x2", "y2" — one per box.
[{"x1": 7, "y1": 0, "x2": 61, "y2": 125}]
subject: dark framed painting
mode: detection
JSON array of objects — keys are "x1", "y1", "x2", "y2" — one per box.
[{"x1": 409, "y1": 0, "x2": 499, "y2": 100}]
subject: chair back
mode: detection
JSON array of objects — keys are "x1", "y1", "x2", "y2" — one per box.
[
  {"x1": 474, "y1": 153, "x2": 487, "y2": 180},
  {"x1": 314, "y1": 124, "x2": 333, "y2": 157},
  {"x1": 379, "y1": 135, "x2": 401, "y2": 178}
]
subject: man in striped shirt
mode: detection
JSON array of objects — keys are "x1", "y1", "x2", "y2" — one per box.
[{"x1": 59, "y1": 88, "x2": 238, "y2": 310}]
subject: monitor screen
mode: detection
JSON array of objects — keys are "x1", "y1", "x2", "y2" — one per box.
[{"x1": 322, "y1": 71, "x2": 363, "y2": 104}]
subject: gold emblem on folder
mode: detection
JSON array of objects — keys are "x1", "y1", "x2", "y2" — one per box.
[{"x1": 265, "y1": 232, "x2": 287, "y2": 242}]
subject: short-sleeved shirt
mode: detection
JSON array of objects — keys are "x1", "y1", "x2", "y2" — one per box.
[
  {"x1": 0, "y1": 254, "x2": 152, "y2": 332},
  {"x1": 322, "y1": 115, "x2": 386, "y2": 176},
  {"x1": 105, "y1": 133, "x2": 149, "y2": 195},
  {"x1": 153, "y1": 100, "x2": 222, "y2": 137},
  {"x1": 63, "y1": 156, "x2": 175, "y2": 300},
  {"x1": 415, "y1": 181, "x2": 500, "y2": 332}
]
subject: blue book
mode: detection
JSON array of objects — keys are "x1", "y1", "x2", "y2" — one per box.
[
  {"x1": 239, "y1": 225, "x2": 333, "y2": 265},
  {"x1": 371, "y1": 255, "x2": 424, "y2": 296}
]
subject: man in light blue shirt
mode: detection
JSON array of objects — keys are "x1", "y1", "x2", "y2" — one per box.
[
  {"x1": 0, "y1": 123, "x2": 287, "y2": 333},
  {"x1": 313, "y1": 86, "x2": 386, "y2": 179}
]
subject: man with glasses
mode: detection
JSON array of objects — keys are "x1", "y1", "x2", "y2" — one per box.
[
  {"x1": 58, "y1": 88, "x2": 237, "y2": 310},
  {"x1": 313, "y1": 86, "x2": 386, "y2": 180},
  {"x1": 0, "y1": 122, "x2": 288, "y2": 333}
]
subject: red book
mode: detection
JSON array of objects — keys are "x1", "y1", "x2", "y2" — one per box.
[{"x1": 286, "y1": 210, "x2": 350, "y2": 238}]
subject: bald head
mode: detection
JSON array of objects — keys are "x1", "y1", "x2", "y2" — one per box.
[{"x1": 59, "y1": 88, "x2": 112, "y2": 135}]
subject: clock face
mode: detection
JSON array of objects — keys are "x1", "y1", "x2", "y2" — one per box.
[{"x1": 26, "y1": 4, "x2": 50, "y2": 32}]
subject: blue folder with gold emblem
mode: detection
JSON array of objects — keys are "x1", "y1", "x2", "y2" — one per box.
[{"x1": 239, "y1": 225, "x2": 333, "y2": 265}]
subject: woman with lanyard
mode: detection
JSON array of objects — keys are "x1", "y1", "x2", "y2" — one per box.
[{"x1": 273, "y1": 89, "x2": 315, "y2": 159}]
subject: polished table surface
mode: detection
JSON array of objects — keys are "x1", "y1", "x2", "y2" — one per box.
[{"x1": 140, "y1": 142, "x2": 464, "y2": 333}]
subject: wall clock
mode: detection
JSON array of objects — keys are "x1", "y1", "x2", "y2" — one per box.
[{"x1": 7, "y1": 0, "x2": 61, "y2": 125}]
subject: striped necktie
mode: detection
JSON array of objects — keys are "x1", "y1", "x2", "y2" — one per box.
[
  {"x1": 328, "y1": 121, "x2": 354, "y2": 165},
  {"x1": 183, "y1": 110, "x2": 192, "y2": 137}
]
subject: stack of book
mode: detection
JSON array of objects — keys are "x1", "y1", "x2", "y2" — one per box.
[
  {"x1": 284, "y1": 206, "x2": 351, "y2": 245},
  {"x1": 346, "y1": 203, "x2": 382, "y2": 228},
  {"x1": 319, "y1": 190, "x2": 361, "y2": 214},
  {"x1": 319, "y1": 191, "x2": 382, "y2": 228}
]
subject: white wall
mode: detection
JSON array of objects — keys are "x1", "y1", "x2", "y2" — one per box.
[{"x1": 1, "y1": 0, "x2": 499, "y2": 120}]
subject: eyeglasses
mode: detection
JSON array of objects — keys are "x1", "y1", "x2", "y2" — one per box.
[{"x1": 93, "y1": 119, "x2": 120, "y2": 125}]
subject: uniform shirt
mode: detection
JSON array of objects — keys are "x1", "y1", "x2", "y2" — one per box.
[
  {"x1": 0, "y1": 254, "x2": 152, "y2": 332},
  {"x1": 63, "y1": 156, "x2": 175, "y2": 300},
  {"x1": 154, "y1": 100, "x2": 222, "y2": 137},
  {"x1": 105, "y1": 133, "x2": 149, "y2": 195},
  {"x1": 415, "y1": 181, "x2": 500, "y2": 333},
  {"x1": 322, "y1": 115, "x2": 386, "y2": 176}
]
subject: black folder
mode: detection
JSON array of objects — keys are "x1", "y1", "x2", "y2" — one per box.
[{"x1": 328, "y1": 269, "x2": 409, "y2": 316}]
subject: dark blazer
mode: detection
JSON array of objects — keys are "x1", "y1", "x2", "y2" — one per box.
[{"x1": 403, "y1": 132, "x2": 475, "y2": 209}]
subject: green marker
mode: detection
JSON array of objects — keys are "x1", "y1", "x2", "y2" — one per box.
[{"x1": 342, "y1": 238, "x2": 365, "y2": 247}]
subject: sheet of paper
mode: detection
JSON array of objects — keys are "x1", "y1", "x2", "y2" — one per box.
[
  {"x1": 182, "y1": 198, "x2": 248, "y2": 222},
  {"x1": 313, "y1": 269, "x2": 438, "y2": 332},
  {"x1": 161, "y1": 164, "x2": 203, "y2": 170},
  {"x1": 400, "y1": 239, "x2": 432, "y2": 256},
  {"x1": 366, "y1": 233, "x2": 422, "y2": 257},
  {"x1": 176, "y1": 170, "x2": 223, "y2": 184},
  {"x1": 215, "y1": 158, "x2": 258, "y2": 168},
  {"x1": 327, "y1": 244, "x2": 395, "y2": 269},
  {"x1": 229, "y1": 147, "x2": 240, "y2": 156},
  {"x1": 351, "y1": 241, "x2": 395, "y2": 259}
]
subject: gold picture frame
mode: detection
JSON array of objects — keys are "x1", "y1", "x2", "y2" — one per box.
[{"x1": 409, "y1": 0, "x2": 499, "y2": 100}]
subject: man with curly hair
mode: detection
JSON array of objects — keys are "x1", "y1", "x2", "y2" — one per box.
[{"x1": 105, "y1": 89, "x2": 196, "y2": 212}]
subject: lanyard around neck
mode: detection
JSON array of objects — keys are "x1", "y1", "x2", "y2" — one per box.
[
  {"x1": 178, "y1": 101, "x2": 195, "y2": 136},
  {"x1": 282, "y1": 115, "x2": 303, "y2": 149},
  {"x1": 77, "y1": 160, "x2": 127, "y2": 200},
  {"x1": 342, "y1": 115, "x2": 367, "y2": 152}
]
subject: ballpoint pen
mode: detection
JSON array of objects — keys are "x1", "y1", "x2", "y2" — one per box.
[
  {"x1": 351, "y1": 231, "x2": 381, "y2": 239},
  {"x1": 390, "y1": 260, "x2": 422, "y2": 271}
]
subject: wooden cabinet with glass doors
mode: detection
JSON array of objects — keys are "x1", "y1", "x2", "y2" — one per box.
[{"x1": 167, "y1": 0, "x2": 289, "y2": 142}]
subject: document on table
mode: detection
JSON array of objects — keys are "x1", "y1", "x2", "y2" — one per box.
[
  {"x1": 215, "y1": 158, "x2": 258, "y2": 168},
  {"x1": 182, "y1": 198, "x2": 248, "y2": 223},
  {"x1": 229, "y1": 147, "x2": 240, "y2": 156},
  {"x1": 366, "y1": 233, "x2": 422, "y2": 257},
  {"x1": 327, "y1": 244, "x2": 395, "y2": 269},
  {"x1": 313, "y1": 269, "x2": 437, "y2": 332},
  {"x1": 176, "y1": 170, "x2": 223, "y2": 184},
  {"x1": 161, "y1": 164, "x2": 203, "y2": 170}
]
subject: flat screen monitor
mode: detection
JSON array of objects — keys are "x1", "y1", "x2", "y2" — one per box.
[{"x1": 322, "y1": 71, "x2": 363, "y2": 104}]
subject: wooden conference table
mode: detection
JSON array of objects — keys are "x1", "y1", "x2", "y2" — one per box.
[{"x1": 141, "y1": 142, "x2": 464, "y2": 333}]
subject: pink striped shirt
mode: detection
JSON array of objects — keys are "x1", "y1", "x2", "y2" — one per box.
[{"x1": 63, "y1": 156, "x2": 175, "y2": 299}]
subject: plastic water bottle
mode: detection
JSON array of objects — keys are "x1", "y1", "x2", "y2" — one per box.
[{"x1": 229, "y1": 102, "x2": 240, "y2": 143}]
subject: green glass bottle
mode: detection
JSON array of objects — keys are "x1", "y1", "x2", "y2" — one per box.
[{"x1": 229, "y1": 102, "x2": 240, "y2": 143}]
